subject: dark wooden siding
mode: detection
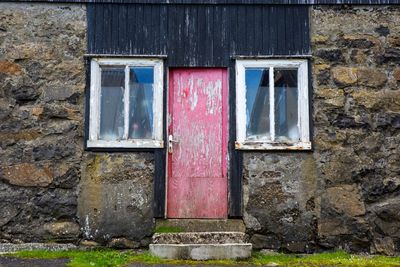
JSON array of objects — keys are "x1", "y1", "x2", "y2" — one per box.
[{"x1": 87, "y1": 4, "x2": 310, "y2": 66}]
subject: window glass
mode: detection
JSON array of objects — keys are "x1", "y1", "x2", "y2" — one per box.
[
  {"x1": 245, "y1": 68, "x2": 270, "y2": 140},
  {"x1": 129, "y1": 67, "x2": 154, "y2": 139},
  {"x1": 99, "y1": 67, "x2": 125, "y2": 141},
  {"x1": 274, "y1": 69, "x2": 299, "y2": 142}
]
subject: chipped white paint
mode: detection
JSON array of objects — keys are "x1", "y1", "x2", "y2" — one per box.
[
  {"x1": 88, "y1": 58, "x2": 164, "y2": 148},
  {"x1": 203, "y1": 79, "x2": 222, "y2": 114},
  {"x1": 235, "y1": 59, "x2": 311, "y2": 150},
  {"x1": 187, "y1": 77, "x2": 198, "y2": 111}
]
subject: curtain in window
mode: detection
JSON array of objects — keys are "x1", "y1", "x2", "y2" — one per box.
[
  {"x1": 129, "y1": 68, "x2": 154, "y2": 139},
  {"x1": 99, "y1": 68, "x2": 125, "y2": 141}
]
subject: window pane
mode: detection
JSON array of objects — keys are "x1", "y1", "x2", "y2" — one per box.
[
  {"x1": 274, "y1": 69, "x2": 299, "y2": 142},
  {"x1": 99, "y1": 67, "x2": 125, "y2": 141},
  {"x1": 245, "y1": 68, "x2": 270, "y2": 140},
  {"x1": 129, "y1": 67, "x2": 154, "y2": 139}
]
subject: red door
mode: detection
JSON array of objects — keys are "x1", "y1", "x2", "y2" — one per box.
[{"x1": 167, "y1": 68, "x2": 228, "y2": 218}]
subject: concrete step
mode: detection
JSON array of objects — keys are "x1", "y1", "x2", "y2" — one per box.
[
  {"x1": 152, "y1": 231, "x2": 247, "y2": 244},
  {"x1": 155, "y1": 219, "x2": 245, "y2": 232},
  {"x1": 149, "y1": 243, "x2": 252, "y2": 260},
  {"x1": 150, "y1": 231, "x2": 252, "y2": 260}
]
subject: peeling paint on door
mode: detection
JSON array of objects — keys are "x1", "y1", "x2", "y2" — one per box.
[{"x1": 167, "y1": 68, "x2": 228, "y2": 218}]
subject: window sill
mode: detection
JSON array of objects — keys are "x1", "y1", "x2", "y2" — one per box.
[
  {"x1": 87, "y1": 139, "x2": 164, "y2": 149},
  {"x1": 235, "y1": 141, "x2": 311, "y2": 151}
]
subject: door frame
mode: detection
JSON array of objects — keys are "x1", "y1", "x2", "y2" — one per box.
[{"x1": 164, "y1": 67, "x2": 230, "y2": 218}]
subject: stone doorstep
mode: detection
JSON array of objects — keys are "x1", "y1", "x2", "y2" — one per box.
[
  {"x1": 155, "y1": 219, "x2": 246, "y2": 232},
  {"x1": 149, "y1": 243, "x2": 253, "y2": 260},
  {"x1": 152, "y1": 231, "x2": 247, "y2": 244}
]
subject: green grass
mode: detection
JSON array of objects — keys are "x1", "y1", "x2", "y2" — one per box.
[
  {"x1": 7, "y1": 249, "x2": 400, "y2": 267},
  {"x1": 251, "y1": 251, "x2": 400, "y2": 266}
]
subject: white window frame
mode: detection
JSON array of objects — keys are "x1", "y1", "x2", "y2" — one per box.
[
  {"x1": 87, "y1": 58, "x2": 164, "y2": 148},
  {"x1": 235, "y1": 59, "x2": 311, "y2": 150}
]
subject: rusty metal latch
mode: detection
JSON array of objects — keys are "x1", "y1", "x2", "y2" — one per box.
[{"x1": 168, "y1": 134, "x2": 179, "y2": 153}]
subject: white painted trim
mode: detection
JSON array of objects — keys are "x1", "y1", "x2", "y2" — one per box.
[
  {"x1": 235, "y1": 59, "x2": 311, "y2": 150},
  {"x1": 89, "y1": 60, "x2": 101, "y2": 141},
  {"x1": 299, "y1": 60, "x2": 310, "y2": 144},
  {"x1": 123, "y1": 66, "x2": 130, "y2": 140},
  {"x1": 87, "y1": 140, "x2": 164, "y2": 148},
  {"x1": 88, "y1": 58, "x2": 164, "y2": 148},
  {"x1": 153, "y1": 61, "x2": 164, "y2": 141},
  {"x1": 269, "y1": 67, "x2": 275, "y2": 141},
  {"x1": 235, "y1": 61, "x2": 247, "y2": 144}
]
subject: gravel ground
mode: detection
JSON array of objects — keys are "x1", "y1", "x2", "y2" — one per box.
[{"x1": 0, "y1": 257, "x2": 69, "y2": 267}]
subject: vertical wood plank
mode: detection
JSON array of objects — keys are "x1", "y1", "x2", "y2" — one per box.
[
  {"x1": 196, "y1": 5, "x2": 206, "y2": 65},
  {"x1": 160, "y1": 5, "x2": 168, "y2": 55},
  {"x1": 228, "y1": 5, "x2": 237, "y2": 56},
  {"x1": 154, "y1": 149, "x2": 166, "y2": 218},
  {"x1": 254, "y1": 5, "x2": 262, "y2": 55},
  {"x1": 205, "y1": 5, "x2": 214, "y2": 66}
]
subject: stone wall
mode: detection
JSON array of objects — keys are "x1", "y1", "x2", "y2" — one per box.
[
  {"x1": 244, "y1": 5, "x2": 400, "y2": 255},
  {"x1": 312, "y1": 5, "x2": 400, "y2": 255},
  {"x1": 0, "y1": 3, "x2": 155, "y2": 246},
  {"x1": 0, "y1": 3, "x2": 86, "y2": 243}
]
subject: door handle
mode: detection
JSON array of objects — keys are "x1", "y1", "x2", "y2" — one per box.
[{"x1": 168, "y1": 134, "x2": 179, "y2": 153}]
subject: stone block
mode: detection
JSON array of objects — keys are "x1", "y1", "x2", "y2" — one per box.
[
  {"x1": 10, "y1": 85, "x2": 40, "y2": 102},
  {"x1": 357, "y1": 68, "x2": 387, "y2": 88},
  {"x1": 380, "y1": 48, "x2": 400, "y2": 63},
  {"x1": 0, "y1": 60, "x2": 22, "y2": 75},
  {"x1": 43, "y1": 221, "x2": 80, "y2": 242},
  {"x1": 326, "y1": 184, "x2": 366, "y2": 217},
  {"x1": 250, "y1": 234, "x2": 281, "y2": 250},
  {"x1": 314, "y1": 49, "x2": 344, "y2": 62},
  {"x1": 339, "y1": 34, "x2": 379, "y2": 49},
  {"x1": 318, "y1": 218, "x2": 349, "y2": 237},
  {"x1": 33, "y1": 188, "x2": 77, "y2": 219},
  {"x1": 311, "y1": 35, "x2": 329, "y2": 45},
  {"x1": 0, "y1": 163, "x2": 53, "y2": 187},
  {"x1": 332, "y1": 67, "x2": 387, "y2": 88},
  {"x1": 375, "y1": 26, "x2": 390, "y2": 37},
  {"x1": 373, "y1": 237, "x2": 395, "y2": 256},
  {"x1": 332, "y1": 67, "x2": 358, "y2": 86},
  {"x1": 108, "y1": 238, "x2": 139, "y2": 249},
  {"x1": 0, "y1": 205, "x2": 19, "y2": 227},
  {"x1": 393, "y1": 68, "x2": 400, "y2": 81},
  {"x1": 43, "y1": 86, "x2": 76, "y2": 102},
  {"x1": 315, "y1": 88, "x2": 345, "y2": 107},
  {"x1": 388, "y1": 36, "x2": 400, "y2": 47},
  {"x1": 0, "y1": 98, "x2": 15, "y2": 120}
]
